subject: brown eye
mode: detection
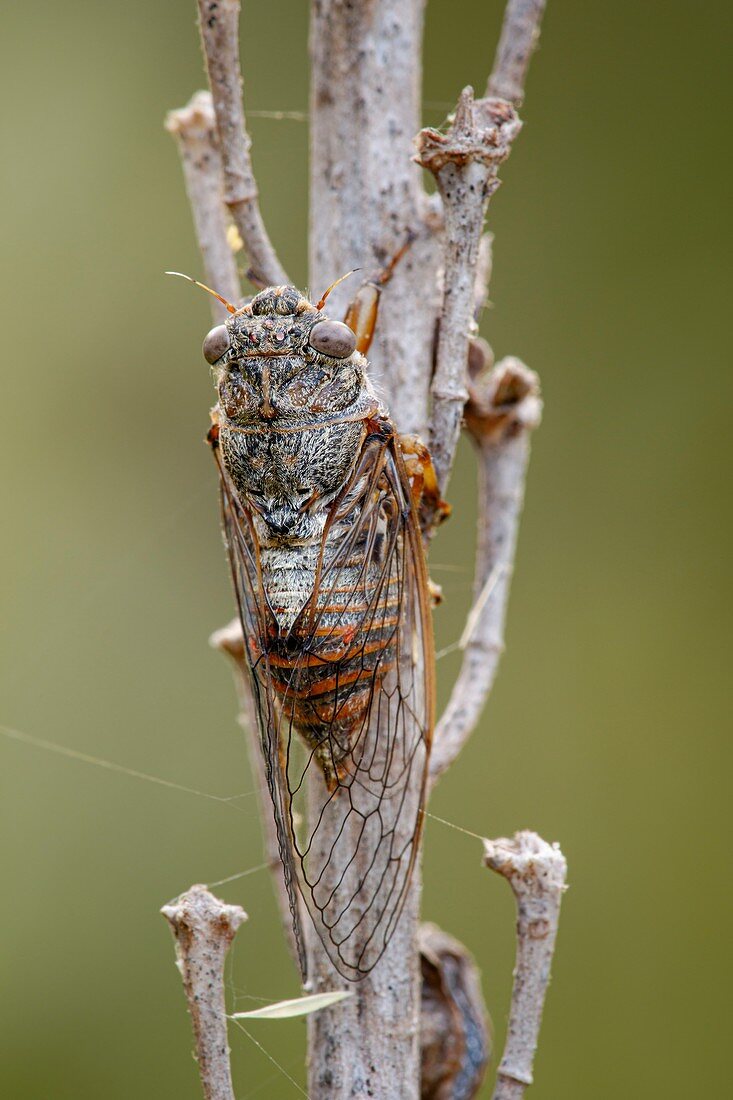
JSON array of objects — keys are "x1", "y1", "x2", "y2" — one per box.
[
  {"x1": 202, "y1": 324, "x2": 230, "y2": 364},
  {"x1": 308, "y1": 320, "x2": 356, "y2": 359}
]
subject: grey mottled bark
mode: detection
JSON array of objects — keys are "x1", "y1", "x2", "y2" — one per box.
[{"x1": 306, "y1": 3, "x2": 435, "y2": 1095}]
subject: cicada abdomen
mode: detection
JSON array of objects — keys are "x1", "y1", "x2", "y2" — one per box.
[{"x1": 204, "y1": 284, "x2": 434, "y2": 981}]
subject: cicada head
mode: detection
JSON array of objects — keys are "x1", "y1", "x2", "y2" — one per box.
[{"x1": 202, "y1": 285, "x2": 377, "y2": 428}]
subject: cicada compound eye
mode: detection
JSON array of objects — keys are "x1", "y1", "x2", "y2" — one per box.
[
  {"x1": 308, "y1": 319, "x2": 357, "y2": 359},
  {"x1": 202, "y1": 324, "x2": 230, "y2": 364}
]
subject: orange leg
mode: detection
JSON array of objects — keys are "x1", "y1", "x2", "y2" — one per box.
[
  {"x1": 399, "y1": 434, "x2": 450, "y2": 605},
  {"x1": 342, "y1": 233, "x2": 416, "y2": 355},
  {"x1": 399, "y1": 433, "x2": 451, "y2": 532}
]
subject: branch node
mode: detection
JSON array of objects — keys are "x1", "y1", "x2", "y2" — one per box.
[
  {"x1": 414, "y1": 88, "x2": 521, "y2": 177},
  {"x1": 162, "y1": 882, "x2": 247, "y2": 941},
  {"x1": 466, "y1": 356, "x2": 542, "y2": 445},
  {"x1": 483, "y1": 831, "x2": 567, "y2": 893}
]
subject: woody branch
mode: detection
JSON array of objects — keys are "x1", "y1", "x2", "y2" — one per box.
[{"x1": 416, "y1": 89, "x2": 522, "y2": 496}]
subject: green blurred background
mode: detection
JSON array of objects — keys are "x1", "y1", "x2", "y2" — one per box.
[{"x1": 1, "y1": 1, "x2": 730, "y2": 1096}]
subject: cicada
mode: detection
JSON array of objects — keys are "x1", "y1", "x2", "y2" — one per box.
[{"x1": 201, "y1": 280, "x2": 435, "y2": 981}]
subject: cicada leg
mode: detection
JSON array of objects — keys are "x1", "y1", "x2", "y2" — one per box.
[
  {"x1": 343, "y1": 282, "x2": 381, "y2": 356},
  {"x1": 342, "y1": 232, "x2": 416, "y2": 355},
  {"x1": 399, "y1": 433, "x2": 451, "y2": 533},
  {"x1": 398, "y1": 434, "x2": 449, "y2": 605}
]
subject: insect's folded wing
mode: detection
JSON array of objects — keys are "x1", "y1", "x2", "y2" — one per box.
[
  {"x1": 285, "y1": 434, "x2": 434, "y2": 980},
  {"x1": 214, "y1": 428, "x2": 433, "y2": 983}
]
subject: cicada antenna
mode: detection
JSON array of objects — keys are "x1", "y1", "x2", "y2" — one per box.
[
  {"x1": 315, "y1": 269, "x2": 361, "y2": 311},
  {"x1": 165, "y1": 271, "x2": 240, "y2": 315}
]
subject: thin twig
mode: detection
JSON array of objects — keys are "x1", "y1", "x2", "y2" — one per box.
[
  {"x1": 161, "y1": 885, "x2": 247, "y2": 1100},
  {"x1": 430, "y1": 358, "x2": 541, "y2": 785},
  {"x1": 417, "y1": 0, "x2": 546, "y2": 494},
  {"x1": 484, "y1": 832, "x2": 567, "y2": 1100},
  {"x1": 416, "y1": 88, "x2": 522, "y2": 495},
  {"x1": 165, "y1": 90, "x2": 242, "y2": 322},
  {"x1": 487, "y1": 0, "x2": 547, "y2": 105},
  {"x1": 197, "y1": 0, "x2": 289, "y2": 288}
]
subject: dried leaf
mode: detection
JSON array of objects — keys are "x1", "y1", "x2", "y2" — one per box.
[{"x1": 230, "y1": 990, "x2": 352, "y2": 1020}]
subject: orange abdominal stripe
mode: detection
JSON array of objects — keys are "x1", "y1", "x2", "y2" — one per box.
[
  {"x1": 273, "y1": 661, "x2": 395, "y2": 701},
  {"x1": 310, "y1": 616, "x2": 399, "y2": 637},
  {"x1": 266, "y1": 632, "x2": 397, "y2": 671}
]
